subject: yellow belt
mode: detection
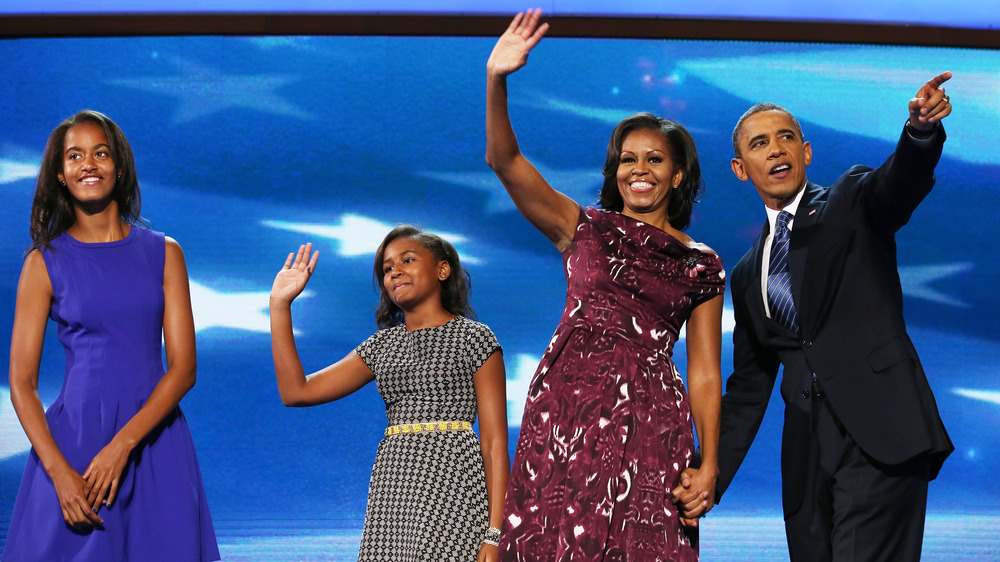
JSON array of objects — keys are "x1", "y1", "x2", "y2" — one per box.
[{"x1": 384, "y1": 421, "x2": 472, "y2": 437}]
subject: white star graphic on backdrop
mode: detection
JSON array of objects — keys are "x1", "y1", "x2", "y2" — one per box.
[
  {"x1": 262, "y1": 214, "x2": 479, "y2": 263},
  {"x1": 242, "y1": 36, "x2": 355, "y2": 63},
  {"x1": 245, "y1": 36, "x2": 320, "y2": 52},
  {"x1": 952, "y1": 388, "x2": 1000, "y2": 407},
  {"x1": 518, "y1": 93, "x2": 639, "y2": 125},
  {"x1": 899, "y1": 263, "x2": 973, "y2": 307},
  {"x1": 0, "y1": 388, "x2": 34, "y2": 461},
  {"x1": 517, "y1": 94, "x2": 714, "y2": 136},
  {"x1": 190, "y1": 280, "x2": 311, "y2": 335},
  {"x1": 506, "y1": 353, "x2": 540, "y2": 428},
  {"x1": 1, "y1": 158, "x2": 38, "y2": 184},
  {"x1": 263, "y1": 214, "x2": 394, "y2": 256},
  {"x1": 417, "y1": 158, "x2": 602, "y2": 213},
  {"x1": 110, "y1": 55, "x2": 311, "y2": 123}
]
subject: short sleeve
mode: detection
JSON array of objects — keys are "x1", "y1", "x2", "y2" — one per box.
[
  {"x1": 355, "y1": 328, "x2": 392, "y2": 372},
  {"x1": 682, "y1": 249, "x2": 726, "y2": 307},
  {"x1": 464, "y1": 320, "x2": 502, "y2": 374}
]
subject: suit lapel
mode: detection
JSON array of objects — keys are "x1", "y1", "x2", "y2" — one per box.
[
  {"x1": 788, "y1": 182, "x2": 825, "y2": 334},
  {"x1": 747, "y1": 226, "x2": 768, "y2": 321}
]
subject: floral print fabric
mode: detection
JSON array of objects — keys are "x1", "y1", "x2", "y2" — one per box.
[{"x1": 500, "y1": 208, "x2": 725, "y2": 561}]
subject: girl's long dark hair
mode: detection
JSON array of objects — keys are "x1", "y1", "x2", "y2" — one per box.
[
  {"x1": 373, "y1": 225, "x2": 475, "y2": 329},
  {"x1": 30, "y1": 109, "x2": 144, "y2": 252}
]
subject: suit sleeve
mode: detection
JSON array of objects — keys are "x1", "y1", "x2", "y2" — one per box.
[
  {"x1": 716, "y1": 283, "x2": 781, "y2": 502},
  {"x1": 849, "y1": 123, "x2": 946, "y2": 232}
]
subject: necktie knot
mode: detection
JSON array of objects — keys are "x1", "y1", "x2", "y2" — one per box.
[{"x1": 776, "y1": 210, "x2": 793, "y2": 232}]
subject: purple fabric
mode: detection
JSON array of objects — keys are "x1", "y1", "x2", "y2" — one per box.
[
  {"x1": 3, "y1": 227, "x2": 219, "y2": 562},
  {"x1": 499, "y1": 208, "x2": 725, "y2": 561}
]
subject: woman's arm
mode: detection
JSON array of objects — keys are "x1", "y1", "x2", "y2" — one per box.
[
  {"x1": 9, "y1": 251, "x2": 105, "y2": 527},
  {"x1": 485, "y1": 10, "x2": 579, "y2": 251},
  {"x1": 82, "y1": 236, "x2": 200, "y2": 510},
  {"x1": 269, "y1": 244, "x2": 375, "y2": 407},
  {"x1": 473, "y1": 351, "x2": 509, "y2": 562},
  {"x1": 675, "y1": 293, "x2": 723, "y2": 522}
]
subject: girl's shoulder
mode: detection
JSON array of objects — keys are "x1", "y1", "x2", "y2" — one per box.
[
  {"x1": 450, "y1": 316, "x2": 496, "y2": 338},
  {"x1": 357, "y1": 324, "x2": 403, "y2": 352},
  {"x1": 451, "y1": 317, "x2": 501, "y2": 355}
]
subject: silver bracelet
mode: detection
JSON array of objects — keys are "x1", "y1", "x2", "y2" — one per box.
[{"x1": 482, "y1": 525, "x2": 501, "y2": 547}]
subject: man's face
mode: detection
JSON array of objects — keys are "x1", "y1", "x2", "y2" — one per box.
[{"x1": 731, "y1": 109, "x2": 812, "y2": 210}]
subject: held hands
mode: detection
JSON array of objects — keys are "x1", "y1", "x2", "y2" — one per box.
[
  {"x1": 82, "y1": 438, "x2": 132, "y2": 516},
  {"x1": 486, "y1": 9, "x2": 549, "y2": 78},
  {"x1": 908, "y1": 71, "x2": 952, "y2": 132},
  {"x1": 50, "y1": 464, "x2": 104, "y2": 527},
  {"x1": 270, "y1": 243, "x2": 320, "y2": 305},
  {"x1": 671, "y1": 466, "x2": 718, "y2": 528}
]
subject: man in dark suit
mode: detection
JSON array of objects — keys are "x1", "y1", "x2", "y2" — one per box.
[{"x1": 677, "y1": 73, "x2": 955, "y2": 560}]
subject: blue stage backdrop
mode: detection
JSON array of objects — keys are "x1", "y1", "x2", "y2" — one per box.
[
  {"x1": 1, "y1": 0, "x2": 998, "y2": 29},
  {"x1": 1, "y1": 35, "x2": 998, "y2": 560}
]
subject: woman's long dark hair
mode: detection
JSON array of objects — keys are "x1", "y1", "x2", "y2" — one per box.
[
  {"x1": 598, "y1": 112, "x2": 704, "y2": 231},
  {"x1": 30, "y1": 110, "x2": 143, "y2": 251},
  {"x1": 373, "y1": 225, "x2": 474, "y2": 329}
]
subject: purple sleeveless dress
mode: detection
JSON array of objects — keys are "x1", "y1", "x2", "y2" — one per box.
[
  {"x1": 2, "y1": 227, "x2": 219, "y2": 562},
  {"x1": 499, "y1": 208, "x2": 725, "y2": 561}
]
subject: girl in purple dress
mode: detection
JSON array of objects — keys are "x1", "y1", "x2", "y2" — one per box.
[
  {"x1": 4, "y1": 110, "x2": 218, "y2": 561},
  {"x1": 487, "y1": 11, "x2": 725, "y2": 560}
]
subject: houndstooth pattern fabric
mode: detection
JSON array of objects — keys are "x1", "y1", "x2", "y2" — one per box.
[{"x1": 355, "y1": 317, "x2": 501, "y2": 561}]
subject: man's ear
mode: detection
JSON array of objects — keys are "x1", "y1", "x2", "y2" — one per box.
[
  {"x1": 731, "y1": 157, "x2": 749, "y2": 182},
  {"x1": 803, "y1": 141, "x2": 813, "y2": 166}
]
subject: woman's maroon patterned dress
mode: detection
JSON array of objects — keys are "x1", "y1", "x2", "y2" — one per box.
[{"x1": 499, "y1": 207, "x2": 725, "y2": 561}]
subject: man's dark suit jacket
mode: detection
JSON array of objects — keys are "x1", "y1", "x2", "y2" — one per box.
[{"x1": 717, "y1": 125, "x2": 954, "y2": 516}]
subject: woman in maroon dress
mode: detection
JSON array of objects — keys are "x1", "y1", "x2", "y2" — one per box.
[{"x1": 486, "y1": 10, "x2": 724, "y2": 560}]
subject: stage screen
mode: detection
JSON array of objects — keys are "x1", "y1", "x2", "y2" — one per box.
[
  {"x1": 1, "y1": 32, "x2": 998, "y2": 560},
  {"x1": 2, "y1": 0, "x2": 998, "y2": 29}
]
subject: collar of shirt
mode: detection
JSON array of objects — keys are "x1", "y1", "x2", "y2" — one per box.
[
  {"x1": 765, "y1": 182, "x2": 808, "y2": 235},
  {"x1": 760, "y1": 182, "x2": 807, "y2": 316}
]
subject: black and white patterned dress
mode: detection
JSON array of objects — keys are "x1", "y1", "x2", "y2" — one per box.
[{"x1": 355, "y1": 316, "x2": 501, "y2": 561}]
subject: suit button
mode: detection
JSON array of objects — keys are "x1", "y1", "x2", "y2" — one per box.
[
  {"x1": 802, "y1": 340, "x2": 813, "y2": 348},
  {"x1": 801, "y1": 390, "x2": 811, "y2": 399}
]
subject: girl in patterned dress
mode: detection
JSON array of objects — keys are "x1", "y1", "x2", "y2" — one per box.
[
  {"x1": 269, "y1": 226, "x2": 509, "y2": 562},
  {"x1": 487, "y1": 10, "x2": 724, "y2": 561}
]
